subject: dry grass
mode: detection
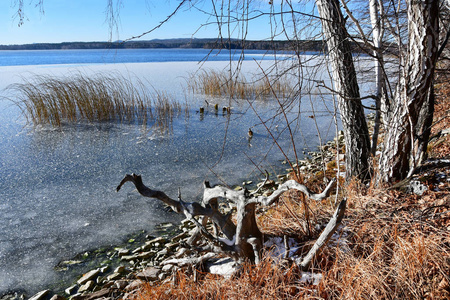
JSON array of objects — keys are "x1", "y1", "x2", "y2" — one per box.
[
  {"x1": 319, "y1": 188, "x2": 450, "y2": 299},
  {"x1": 428, "y1": 82, "x2": 450, "y2": 158},
  {"x1": 133, "y1": 75, "x2": 450, "y2": 300},
  {"x1": 257, "y1": 189, "x2": 332, "y2": 240},
  {"x1": 188, "y1": 69, "x2": 292, "y2": 100},
  {"x1": 8, "y1": 72, "x2": 186, "y2": 128},
  {"x1": 134, "y1": 181, "x2": 449, "y2": 300},
  {"x1": 137, "y1": 257, "x2": 314, "y2": 300}
]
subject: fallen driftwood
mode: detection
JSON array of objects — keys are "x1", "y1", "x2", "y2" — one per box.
[{"x1": 117, "y1": 174, "x2": 345, "y2": 271}]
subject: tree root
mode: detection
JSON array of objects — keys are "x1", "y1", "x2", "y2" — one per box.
[{"x1": 117, "y1": 173, "x2": 344, "y2": 272}]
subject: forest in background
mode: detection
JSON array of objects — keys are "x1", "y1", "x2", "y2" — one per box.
[{"x1": 0, "y1": 38, "x2": 328, "y2": 52}]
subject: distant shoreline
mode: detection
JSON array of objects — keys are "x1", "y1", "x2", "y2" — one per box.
[{"x1": 0, "y1": 38, "x2": 324, "y2": 52}]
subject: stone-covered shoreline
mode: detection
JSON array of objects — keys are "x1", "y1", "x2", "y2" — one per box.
[
  {"x1": 3, "y1": 221, "x2": 199, "y2": 300},
  {"x1": 2, "y1": 133, "x2": 348, "y2": 300},
  {"x1": 6, "y1": 124, "x2": 445, "y2": 300}
]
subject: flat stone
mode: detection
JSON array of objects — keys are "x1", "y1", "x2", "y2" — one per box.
[
  {"x1": 29, "y1": 290, "x2": 49, "y2": 300},
  {"x1": 146, "y1": 237, "x2": 167, "y2": 245},
  {"x1": 158, "y1": 222, "x2": 174, "y2": 229},
  {"x1": 162, "y1": 264, "x2": 173, "y2": 272},
  {"x1": 137, "y1": 251, "x2": 155, "y2": 259},
  {"x1": 78, "y1": 280, "x2": 95, "y2": 293},
  {"x1": 120, "y1": 254, "x2": 138, "y2": 261},
  {"x1": 165, "y1": 242, "x2": 178, "y2": 250},
  {"x1": 77, "y1": 269, "x2": 100, "y2": 285},
  {"x1": 65, "y1": 285, "x2": 78, "y2": 295},
  {"x1": 60, "y1": 260, "x2": 82, "y2": 266},
  {"x1": 156, "y1": 248, "x2": 169, "y2": 259},
  {"x1": 115, "y1": 280, "x2": 129, "y2": 289},
  {"x1": 106, "y1": 272, "x2": 122, "y2": 281},
  {"x1": 125, "y1": 280, "x2": 145, "y2": 292},
  {"x1": 68, "y1": 293, "x2": 82, "y2": 300},
  {"x1": 131, "y1": 247, "x2": 142, "y2": 254},
  {"x1": 136, "y1": 267, "x2": 160, "y2": 281},
  {"x1": 71, "y1": 288, "x2": 111, "y2": 300},
  {"x1": 114, "y1": 266, "x2": 127, "y2": 274},
  {"x1": 117, "y1": 248, "x2": 130, "y2": 257},
  {"x1": 158, "y1": 273, "x2": 167, "y2": 281},
  {"x1": 174, "y1": 247, "x2": 189, "y2": 258},
  {"x1": 101, "y1": 281, "x2": 116, "y2": 289},
  {"x1": 50, "y1": 295, "x2": 66, "y2": 300}
]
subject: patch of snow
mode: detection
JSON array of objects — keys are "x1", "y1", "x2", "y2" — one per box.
[
  {"x1": 337, "y1": 171, "x2": 346, "y2": 178},
  {"x1": 299, "y1": 271, "x2": 323, "y2": 285},
  {"x1": 264, "y1": 236, "x2": 300, "y2": 260},
  {"x1": 407, "y1": 180, "x2": 428, "y2": 196},
  {"x1": 207, "y1": 258, "x2": 238, "y2": 278},
  {"x1": 329, "y1": 225, "x2": 351, "y2": 253}
]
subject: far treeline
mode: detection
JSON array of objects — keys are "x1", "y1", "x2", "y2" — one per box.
[{"x1": 0, "y1": 38, "x2": 347, "y2": 52}]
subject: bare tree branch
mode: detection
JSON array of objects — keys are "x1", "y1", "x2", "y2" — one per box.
[
  {"x1": 297, "y1": 198, "x2": 346, "y2": 270},
  {"x1": 253, "y1": 178, "x2": 336, "y2": 206},
  {"x1": 122, "y1": 0, "x2": 190, "y2": 42}
]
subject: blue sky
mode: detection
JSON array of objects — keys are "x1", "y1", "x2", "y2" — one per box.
[{"x1": 0, "y1": 0, "x2": 296, "y2": 45}]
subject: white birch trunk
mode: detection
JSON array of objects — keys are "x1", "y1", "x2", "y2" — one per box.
[
  {"x1": 316, "y1": 0, "x2": 371, "y2": 181},
  {"x1": 369, "y1": 0, "x2": 385, "y2": 155},
  {"x1": 379, "y1": 0, "x2": 439, "y2": 183}
]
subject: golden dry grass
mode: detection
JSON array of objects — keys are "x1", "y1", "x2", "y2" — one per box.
[
  {"x1": 319, "y1": 188, "x2": 450, "y2": 299},
  {"x1": 135, "y1": 180, "x2": 449, "y2": 300},
  {"x1": 132, "y1": 79, "x2": 450, "y2": 299},
  {"x1": 137, "y1": 258, "x2": 314, "y2": 300},
  {"x1": 8, "y1": 72, "x2": 186, "y2": 128},
  {"x1": 188, "y1": 69, "x2": 293, "y2": 100}
]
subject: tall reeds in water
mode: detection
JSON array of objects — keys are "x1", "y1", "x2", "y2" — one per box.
[
  {"x1": 8, "y1": 72, "x2": 185, "y2": 128},
  {"x1": 188, "y1": 69, "x2": 292, "y2": 100}
]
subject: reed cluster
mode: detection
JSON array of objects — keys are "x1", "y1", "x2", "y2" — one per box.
[
  {"x1": 8, "y1": 72, "x2": 185, "y2": 128},
  {"x1": 188, "y1": 69, "x2": 292, "y2": 100}
]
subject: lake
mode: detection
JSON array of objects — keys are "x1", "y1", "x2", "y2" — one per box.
[{"x1": 0, "y1": 48, "x2": 342, "y2": 295}]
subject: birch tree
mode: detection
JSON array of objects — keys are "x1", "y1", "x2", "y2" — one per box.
[
  {"x1": 368, "y1": 0, "x2": 385, "y2": 156},
  {"x1": 314, "y1": 0, "x2": 442, "y2": 183},
  {"x1": 315, "y1": 0, "x2": 372, "y2": 182},
  {"x1": 12, "y1": 0, "x2": 446, "y2": 184},
  {"x1": 378, "y1": 0, "x2": 439, "y2": 182}
]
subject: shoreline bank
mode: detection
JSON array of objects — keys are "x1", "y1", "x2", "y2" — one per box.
[{"x1": 1, "y1": 131, "x2": 346, "y2": 300}]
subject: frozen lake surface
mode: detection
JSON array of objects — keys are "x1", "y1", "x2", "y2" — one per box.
[{"x1": 0, "y1": 57, "x2": 340, "y2": 295}]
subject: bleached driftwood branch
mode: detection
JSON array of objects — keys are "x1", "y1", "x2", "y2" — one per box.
[
  {"x1": 252, "y1": 178, "x2": 337, "y2": 206},
  {"x1": 117, "y1": 173, "x2": 342, "y2": 267},
  {"x1": 162, "y1": 252, "x2": 216, "y2": 267},
  {"x1": 297, "y1": 198, "x2": 347, "y2": 270},
  {"x1": 117, "y1": 174, "x2": 236, "y2": 256}
]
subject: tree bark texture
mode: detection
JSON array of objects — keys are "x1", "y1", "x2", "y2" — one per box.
[
  {"x1": 316, "y1": 0, "x2": 371, "y2": 182},
  {"x1": 369, "y1": 0, "x2": 386, "y2": 156},
  {"x1": 379, "y1": 0, "x2": 439, "y2": 183}
]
